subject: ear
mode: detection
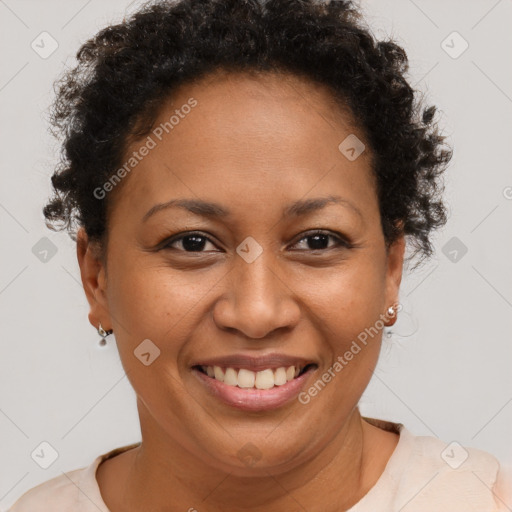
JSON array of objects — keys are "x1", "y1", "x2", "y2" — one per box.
[
  {"x1": 383, "y1": 234, "x2": 405, "y2": 327},
  {"x1": 76, "y1": 227, "x2": 111, "y2": 332}
]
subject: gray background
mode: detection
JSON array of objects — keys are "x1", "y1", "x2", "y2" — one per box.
[{"x1": 1, "y1": 0, "x2": 511, "y2": 507}]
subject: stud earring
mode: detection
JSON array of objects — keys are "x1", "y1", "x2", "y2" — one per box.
[
  {"x1": 97, "y1": 323, "x2": 113, "y2": 346},
  {"x1": 387, "y1": 306, "x2": 396, "y2": 317}
]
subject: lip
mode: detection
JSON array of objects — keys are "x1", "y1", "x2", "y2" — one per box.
[
  {"x1": 191, "y1": 364, "x2": 318, "y2": 412},
  {"x1": 191, "y1": 353, "x2": 316, "y2": 372}
]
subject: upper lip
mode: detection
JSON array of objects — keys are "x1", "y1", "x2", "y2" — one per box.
[{"x1": 191, "y1": 353, "x2": 318, "y2": 372}]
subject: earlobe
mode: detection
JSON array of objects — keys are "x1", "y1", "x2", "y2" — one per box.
[
  {"x1": 384, "y1": 234, "x2": 406, "y2": 325},
  {"x1": 76, "y1": 227, "x2": 111, "y2": 331},
  {"x1": 384, "y1": 305, "x2": 398, "y2": 327}
]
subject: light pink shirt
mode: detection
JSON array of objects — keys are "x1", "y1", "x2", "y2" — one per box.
[{"x1": 7, "y1": 419, "x2": 512, "y2": 511}]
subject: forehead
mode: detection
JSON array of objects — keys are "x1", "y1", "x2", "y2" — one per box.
[
  {"x1": 173, "y1": 68, "x2": 362, "y2": 142},
  {"x1": 110, "y1": 70, "x2": 376, "y2": 221},
  {"x1": 187, "y1": 68, "x2": 352, "y2": 116}
]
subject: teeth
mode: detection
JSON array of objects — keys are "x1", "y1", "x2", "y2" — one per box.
[
  {"x1": 238, "y1": 368, "x2": 255, "y2": 388},
  {"x1": 214, "y1": 366, "x2": 225, "y2": 382},
  {"x1": 224, "y1": 367, "x2": 238, "y2": 386},
  {"x1": 255, "y1": 369, "x2": 274, "y2": 389},
  {"x1": 202, "y1": 364, "x2": 305, "y2": 389},
  {"x1": 274, "y1": 367, "x2": 287, "y2": 386}
]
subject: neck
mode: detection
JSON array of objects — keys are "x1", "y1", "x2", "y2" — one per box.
[{"x1": 108, "y1": 406, "x2": 382, "y2": 512}]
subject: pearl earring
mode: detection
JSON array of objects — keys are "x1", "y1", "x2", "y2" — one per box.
[{"x1": 97, "y1": 323, "x2": 113, "y2": 346}]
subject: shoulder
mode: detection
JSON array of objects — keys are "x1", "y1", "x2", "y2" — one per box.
[
  {"x1": 7, "y1": 442, "x2": 140, "y2": 512},
  {"x1": 7, "y1": 467, "x2": 86, "y2": 511},
  {"x1": 397, "y1": 430, "x2": 511, "y2": 511},
  {"x1": 493, "y1": 462, "x2": 512, "y2": 511}
]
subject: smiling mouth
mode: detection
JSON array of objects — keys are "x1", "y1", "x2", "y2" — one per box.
[{"x1": 193, "y1": 363, "x2": 317, "y2": 390}]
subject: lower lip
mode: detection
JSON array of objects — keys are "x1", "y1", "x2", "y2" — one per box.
[{"x1": 192, "y1": 367, "x2": 316, "y2": 412}]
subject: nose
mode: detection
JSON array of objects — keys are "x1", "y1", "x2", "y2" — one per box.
[{"x1": 212, "y1": 251, "x2": 301, "y2": 340}]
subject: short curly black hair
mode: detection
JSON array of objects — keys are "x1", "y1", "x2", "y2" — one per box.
[{"x1": 43, "y1": 0, "x2": 452, "y2": 266}]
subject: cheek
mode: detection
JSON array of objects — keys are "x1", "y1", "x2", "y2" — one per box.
[
  {"x1": 297, "y1": 256, "x2": 386, "y2": 336},
  {"x1": 106, "y1": 258, "x2": 205, "y2": 360},
  {"x1": 105, "y1": 264, "x2": 199, "y2": 413}
]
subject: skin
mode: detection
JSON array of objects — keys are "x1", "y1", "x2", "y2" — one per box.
[{"x1": 77, "y1": 69, "x2": 405, "y2": 512}]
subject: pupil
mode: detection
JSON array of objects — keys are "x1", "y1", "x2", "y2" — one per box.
[
  {"x1": 309, "y1": 234, "x2": 328, "y2": 250},
  {"x1": 183, "y1": 235, "x2": 206, "y2": 251},
  {"x1": 180, "y1": 234, "x2": 329, "y2": 251}
]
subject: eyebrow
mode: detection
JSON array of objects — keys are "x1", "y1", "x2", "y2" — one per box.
[{"x1": 142, "y1": 195, "x2": 362, "y2": 222}]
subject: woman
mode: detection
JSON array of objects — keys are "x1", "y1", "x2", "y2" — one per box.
[{"x1": 8, "y1": 0, "x2": 511, "y2": 510}]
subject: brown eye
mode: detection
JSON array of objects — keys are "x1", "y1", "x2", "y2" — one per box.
[
  {"x1": 162, "y1": 232, "x2": 219, "y2": 252},
  {"x1": 290, "y1": 230, "x2": 350, "y2": 251}
]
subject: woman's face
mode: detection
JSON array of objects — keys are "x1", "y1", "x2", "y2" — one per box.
[{"x1": 78, "y1": 70, "x2": 404, "y2": 475}]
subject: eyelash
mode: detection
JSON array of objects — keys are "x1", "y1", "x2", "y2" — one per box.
[{"x1": 160, "y1": 230, "x2": 351, "y2": 253}]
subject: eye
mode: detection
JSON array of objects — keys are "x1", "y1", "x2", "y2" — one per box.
[
  {"x1": 160, "y1": 229, "x2": 350, "y2": 254},
  {"x1": 162, "y1": 232, "x2": 219, "y2": 252},
  {"x1": 290, "y1": 230, "x2": 349, "y2": 251}
]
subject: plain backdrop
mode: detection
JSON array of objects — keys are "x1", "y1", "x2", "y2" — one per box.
[{"x1": 1, "y1": 0, "x2": 511, "y2": 508}]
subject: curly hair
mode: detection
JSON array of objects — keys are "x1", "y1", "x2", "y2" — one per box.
[{"x1": 43, "y1": 0, "x2": 452, "y2": 266}]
